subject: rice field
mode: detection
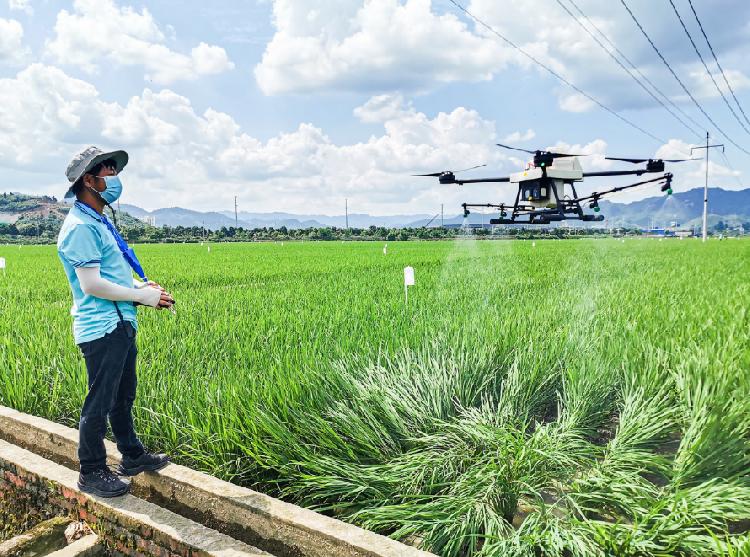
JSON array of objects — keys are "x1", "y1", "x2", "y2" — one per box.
[{"x1": 1, "y1": 237, "x2": 749, "y2": 556}]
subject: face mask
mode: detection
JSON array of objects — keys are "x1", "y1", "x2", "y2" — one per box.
[{"x1": 89, "y1": 175, "x2": 123, "y2": 205}]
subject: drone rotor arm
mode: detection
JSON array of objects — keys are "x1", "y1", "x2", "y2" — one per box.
[
  {"x1": 604, "y1": 156, "x2": 698, "y2": 164},
  {"x1": 582, "y1": 169, "x2": 658, "y2": 178},
  {"x1": 571, "y1": 174, "x2": 672, "y2": 204},
  {"x1": 454, "y1": 176, "x2": 511, "y2": 185},
  {"x1": 495, "y1": 143, "x2": 537, "y2": 154}
]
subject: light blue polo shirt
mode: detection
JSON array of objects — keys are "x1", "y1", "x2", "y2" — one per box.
[{"x1": 57, "y1": 203, "x2": 138, "y2": 344}]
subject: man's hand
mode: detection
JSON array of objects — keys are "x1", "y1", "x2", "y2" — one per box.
[
  {"x1": 146, "y1": 280, "x2": 165, "y2": 292},
  {"x1": 156, "y1": 290, "x2": 175, "y2": 310},
  {"x1": 139, "y1": 280, "x2": 175, "y2": 310}
]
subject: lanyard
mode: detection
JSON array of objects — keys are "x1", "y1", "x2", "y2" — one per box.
[{"x1": 75, "y1": 201, "x2": 148, "y2": 282}]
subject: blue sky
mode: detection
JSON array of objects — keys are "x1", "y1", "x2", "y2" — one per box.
[{"x1": 0, "y1": 0, "x2": 748, "y2": 215}]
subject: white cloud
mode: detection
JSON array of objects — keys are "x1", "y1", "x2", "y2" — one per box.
[
  {"x1": 468, "y1": 0, "x2": 750, "y2": 112},
  {"x1": 0, "y1": 18, "x2": 30, "y2": 65},
  {"x1": 546, "y1": 138, "x2": 611, "y2": 170},
  {"x1": 8, "y1": 0, "x2": 32, "y2": 15},
  {"x1": 3, "y1": 64, "x2": 740, "y2": 214},
  {"x1": 0, "y1": 64, "x2": 101, "y2": 168},
  {"x1": 0, "y1": 64, "x2": 521, "y2": 212},
  {"x1": 45, "y1": 0, "x2": 234, "y2": 85},
  {"x1": 502, "y1": 129, "x2": 535, "y2": 143},
  {"x1": 688, "y1": 67, "x2": 750, "y2": 100},
  {"x1": 656, "y1": 138, "x2": 741, "y2": 184},
  {"x1": 254, "y1": 0, "x2": 511, "y2": 95},
  {"x1": 354, "y1": 94, "x2": 411, "y2": 123},
  {"x1": 255, "y1": 0, "x2": 750, "y2": 120},
  {"x1": 558, "y1": 93, "x2": 596, "y2": 113}
]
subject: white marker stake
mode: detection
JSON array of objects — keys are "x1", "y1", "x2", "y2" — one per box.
[
  {"x1": 383, "y1": 243, "x2": 388, "y2": 255},
  {"x1": 207, "y1": 245, "x2": 211, "y2": 252},
  {"x1": 532, "y1": 241, "x2": 536, "y2": 248},
  {"x1": 404, "y1": 266, "x2": 415, "y2": 304},
  {"x1": 0, "y1": 257, "x2": 5, "y2": 274}
]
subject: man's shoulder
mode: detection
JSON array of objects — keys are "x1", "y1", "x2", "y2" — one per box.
[{"x1": 57, "y1": 208, "x2": 102, "y2": 247}]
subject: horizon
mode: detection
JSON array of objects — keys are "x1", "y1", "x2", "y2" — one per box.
[{"x1": 4, "y1": 184, "x2": 745, "y2": 218}]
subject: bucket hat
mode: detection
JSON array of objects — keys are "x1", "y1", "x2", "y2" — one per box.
[{"x1": 64, "y1": 145, "x2": 128, "y2": 201}]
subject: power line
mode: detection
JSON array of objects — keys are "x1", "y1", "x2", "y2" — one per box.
[
  {"x1": 554, "y1": 0, "x2": 702, "y2": 140},
  {"x1": 666, "y1": 0, "x2": 750, "y2": 136},
  {"x1": 686, "y1": 0, "x2": 750, "y2": 130},
  {"x1": 619, "y1": 0, "x2": 750, "y2": 155},
  {"x1": 565, "y1": 0, "x2": 704, "y2": 140},
  {"x1": 446, "y1": 0, "x2": 665, "y2": 144}
]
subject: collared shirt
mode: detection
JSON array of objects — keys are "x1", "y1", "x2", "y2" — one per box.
[{"x1": 57, "y1": 203, "x2": 138, "y2": 344}]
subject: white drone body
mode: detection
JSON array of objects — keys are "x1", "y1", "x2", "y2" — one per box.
[{"x1": 510, "y1": 157, "x2": 584, "y2": 209}]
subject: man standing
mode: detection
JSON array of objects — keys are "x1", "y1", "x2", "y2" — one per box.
[{"x1": 58, "y1": 146, "x2": 174, "y2": 497}]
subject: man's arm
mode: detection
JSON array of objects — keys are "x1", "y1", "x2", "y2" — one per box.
[{"x1": 76, "y1": 266, "x2": 162, "y2": 307}]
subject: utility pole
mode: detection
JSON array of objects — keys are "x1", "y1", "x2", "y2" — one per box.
[
  {"x1": 234, "y1": 196, "x2": 238, "y2": 228},
  {"x1": 345, "y1": 198, "x2": 349, "y2": 229},
  {"x1": 441, "y1": 204, "x2": 444, "y2": 227},
  {"x1": 691, "y1": 132, "x2": 724, "y2": 243}
]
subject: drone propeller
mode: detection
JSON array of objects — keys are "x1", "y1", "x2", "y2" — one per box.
[
  {"x1": 411, "y1": 164, "x2": 486, "y2": 177},
  {"x1": 496, "y1": 143, "x2": 585, "y2": 158},
  {"x1": 605, "y1": 156, "x2": 697, "y2": 163}
]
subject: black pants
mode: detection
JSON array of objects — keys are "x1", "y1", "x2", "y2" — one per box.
[{"x1": 77, "y1": 321, "x2": 145, "y2": 473}]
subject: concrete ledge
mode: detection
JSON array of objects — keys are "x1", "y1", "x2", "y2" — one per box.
[
  {"x1": 0, "y1": 407, "x2": 436, "y2": 557},
  {"x1": 46, "y1": 534, "x2": 102, "y2": 557},
  {"x1": 0, "y1": 516, "x2": 71, "y2": 556},
  {"x1": 0, "y1": 439, "x2": 270, "y2": 557}
]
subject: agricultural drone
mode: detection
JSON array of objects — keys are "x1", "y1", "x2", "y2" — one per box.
[{"x1": 415, "y1": 143, "x2": 692, "y2": 225}]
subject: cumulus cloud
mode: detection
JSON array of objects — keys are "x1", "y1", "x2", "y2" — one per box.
[
  {"x1": 655, "y1": 138, "x2": 741, "y2": 186},
  {"x1": 558, "y1": 93, "x2": 596, "y2": 113},
  {"x1": 469, "y1": 0, "x2": 750, "y2": 112},
  {"x1": 546, "y1": 138, "x2": 612, "y2": 170},
  {"x1": 255, "y1": 0, "x2": 750, "y2": 118},
  {"x1": 2, "y1": 64, "x2": 739, "y2": 213},
  {"x1": 45, "y1": 0, "x2": 234, "y2": 84},
  {"x1": 0, "y1": 18, "x2": 31, "y2": 65},
  {"x1": 8, "y1": 0, "x2": 32, "y2": 14},
  {"x1": 354, "y1": 94, "x2": 412, "y2": 123},
  {"x1": 502, "y1": 129, "x2": 536, "y2": 143},
  {"x1": 0, "y1": 64, "x2": 522, "y2": 212},
  {"x1": 254, "y1": 0, "x2": 511, "y2": 95}
]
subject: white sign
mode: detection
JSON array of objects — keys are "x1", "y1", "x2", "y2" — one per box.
[
  {"x1": 404, "y1": 266, "x2": 415, "y2": 286},
  {"x1": 0, "y1": 257, "x2": 5, "y2": 269},
  {"x1": 404, "y1": 266, "x2": 415, "y2": 305}
]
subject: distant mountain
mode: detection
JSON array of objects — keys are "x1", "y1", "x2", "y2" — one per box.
[
  {"x1": 119, "y1": 205, "x2": 432, "y2": 230},
  {"x1": 598, "y1": 187, "x2": 750, "y2": 227},
  {"x1": 220, "y1": 211, "x2": 433, "y2": 229}
]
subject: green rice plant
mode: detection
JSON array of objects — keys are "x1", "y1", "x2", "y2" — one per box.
[{"x1": 1, "y1": 238, "x2": 748, "y2": 555}]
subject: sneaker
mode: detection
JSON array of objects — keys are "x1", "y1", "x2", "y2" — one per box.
[
  {"x1": 117, "y1": 451, "x2": 170, "y2": 476},
  {"x1": 78, "y1": 468, "x2": 130, "y2": 498}
]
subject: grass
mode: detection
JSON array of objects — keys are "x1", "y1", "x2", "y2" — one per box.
[{"x1": 0, "y1": 237, "x2": 748, "y2": 556}]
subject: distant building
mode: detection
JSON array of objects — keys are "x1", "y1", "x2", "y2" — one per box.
[
  {"x1": 642, "y1": 227, "x2": 692, "y2": 238},
  {"x1": 138, "y1": 215, "x2": 156, "y2": 226}
]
